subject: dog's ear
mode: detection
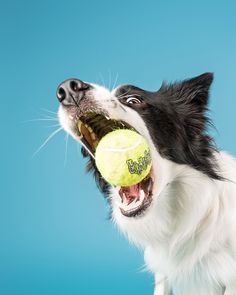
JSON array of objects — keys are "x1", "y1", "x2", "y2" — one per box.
[
  {"x1": 180, "y1": 72, "x2": 213, "y2": 107},
  {"x1": 155, "y1": 73, "x2": 222, "y2": 180},
  {"x1": 159, "y1": 72, "x2": 214, "y2": 110}
]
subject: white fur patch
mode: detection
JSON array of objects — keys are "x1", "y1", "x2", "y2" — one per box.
[{"x1": 58, "y1": 83, "x2": 236, "y2": 295}]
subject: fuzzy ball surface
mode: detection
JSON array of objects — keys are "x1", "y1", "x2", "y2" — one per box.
[{"x1": 95, "y1": 129, "x2": 152, "y2": 186}]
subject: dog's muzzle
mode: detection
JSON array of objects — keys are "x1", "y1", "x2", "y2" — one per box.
[{"x1": 56, "y1": 79, "x2": 154, "y2": 218}]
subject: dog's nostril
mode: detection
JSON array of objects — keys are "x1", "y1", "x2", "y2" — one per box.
[
  {"x1": 70, "y1": 80, "x2": 79, "y2": 92},
  {"x1": 70, "y1": 80, "x2": 90, "y2": 92},
  {"x1": 57, "y1": 87, "x2": 66, "y2": 102}
]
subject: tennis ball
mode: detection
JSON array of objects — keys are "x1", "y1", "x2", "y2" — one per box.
[{"x1": 95, "y1": 129, "x2": 152, "y2": 186}]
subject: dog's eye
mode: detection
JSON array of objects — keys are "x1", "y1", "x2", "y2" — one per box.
[
  {"x1": 126, "y1": 97, "x2": 142, "y2": 104},
  {"x1": 118, "y1": 95, "x2": 146, "y2": 108}
]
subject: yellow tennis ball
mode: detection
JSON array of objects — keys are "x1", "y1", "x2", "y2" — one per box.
[{"x1": 95, "y1": 129, "x2": 152, "y2": 186}]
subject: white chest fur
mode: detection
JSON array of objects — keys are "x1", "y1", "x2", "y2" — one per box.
[{"x1": 112, "y1": 152, "x2": 236, "y2": 295}]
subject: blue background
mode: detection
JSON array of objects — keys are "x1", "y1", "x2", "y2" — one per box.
[{"x1": 1, "y1": 0, "x2": 236, "y2": 294}]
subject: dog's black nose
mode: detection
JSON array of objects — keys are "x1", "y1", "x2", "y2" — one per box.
[{"x1": 56, "y1": 79, "x2": 90, "y2": 105}]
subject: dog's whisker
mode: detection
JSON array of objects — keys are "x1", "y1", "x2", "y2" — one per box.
[
  {"x1": 117, "y1": 93, "x2": 143, "y2": 100},
  {"x1": 42, "y1": 114, "x2": 58, "y2": 119},
  {"x1": 136, "y1": 264, "x2": 148, "y2": 273},
  {"x1": 76, "y1": 143, "x2": 81, "y2": 157},
  {"x1": 116, "y1": 94, "x2": 129, "y2": 100},
  {"x1": 76, "y1": 140, "x2": 95, "y2": 159},
  {"x1": 40, "y1": 108, "x2": 58, "y2": 115},
  {"x1": 32, "y1": 127, "x2": 62, "y2": 157},
  {"x1": 108, "y1": 69, "x2": 112, "y2": 91},
  {"x1": 98, "y1": 72, "x2": 106, "y2": 88},
  {"x1": 44, "y1": 124, "x2": 61, "y2": 128},
  {"x1": 22, "y1": 118, "x2": 58, "y2": 123},
  {"x1": 116, "y1": 90, "x2": 133, "y2": 100},
  {"x1": 117, "y1": 89, "x2": 132, "y2": 98},
  {"x1": 111, "y1": 72, "x2": 119, "y2": 91},
  {"x1": 64, "y1": 133, "x2": 69, "y2": 167},
  {"x1": 126, "y1": 93, "x2": 143, "y2": 98}
]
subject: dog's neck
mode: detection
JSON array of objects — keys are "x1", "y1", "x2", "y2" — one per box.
[{"x1": 112, "y1": 157, "x2": 223, "y2": 275}]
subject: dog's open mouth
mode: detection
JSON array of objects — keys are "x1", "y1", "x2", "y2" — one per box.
[{"x1": 77, "y1": 113, "x2": 153, "y2": 217}]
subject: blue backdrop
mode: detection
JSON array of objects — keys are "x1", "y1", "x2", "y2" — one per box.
[{"x1": 1, "y1": 0, "x2": 236, "y2": 294}]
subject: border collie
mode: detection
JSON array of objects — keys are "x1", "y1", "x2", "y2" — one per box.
[{"x1": 56, "y1": 73, "x2": 236, "y2": 295}]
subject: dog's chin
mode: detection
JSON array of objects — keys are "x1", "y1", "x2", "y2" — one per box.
[
  {"x1": 117, "y1": 173, "x2": 153, "y2": 217},
  {"x1": 68, "y1": 111, "x2": 155, "y2": 218}
]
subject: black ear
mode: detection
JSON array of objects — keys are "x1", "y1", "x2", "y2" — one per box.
[
  {"x1": 180, "y1": 72, "x2": 214, "y2": 107},
  {"x1": 159, "y1": 72, "x2": 214, "y2": 110},
  {"x1": 151, "y1": 73, "x2": 221, "y2": 180}
]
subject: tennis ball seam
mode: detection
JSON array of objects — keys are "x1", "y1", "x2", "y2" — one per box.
[{"x1": 96, "y1": 137, "x2": 143, "y2": 153}]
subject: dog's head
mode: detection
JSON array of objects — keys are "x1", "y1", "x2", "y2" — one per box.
[{"x1": 57, "y1": 73, "x2": 221, "y2": 221}]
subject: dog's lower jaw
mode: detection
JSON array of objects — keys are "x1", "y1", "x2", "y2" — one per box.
[
  {"x1": 111, "y1": 155, "x2": 179, "y2": 246},
  {"x1": 112, "y1": 152, "x2": 236, "y2": 295}
]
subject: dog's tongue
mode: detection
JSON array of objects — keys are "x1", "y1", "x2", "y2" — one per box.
[
  {"x1": 119, "y1": 184, "x2": 146, "y2": 211},
  {"x1": 125, "y1": 184, "x2": 140, "y2": 197},
  {"x1": 121, "y1": 184, "x2": 139, "y2": 202}
]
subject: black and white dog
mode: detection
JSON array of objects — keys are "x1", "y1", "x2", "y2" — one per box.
[{"x1": 56, "y1": 73, "x2": 236, "y2": 295}]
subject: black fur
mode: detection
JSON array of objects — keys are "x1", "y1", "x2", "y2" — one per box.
[
  {"x1": 115, "y1": 73, "x2": 222, "y2": 180},
  {"x1": 82, "y1": 73, "x2": 222, "y2": 199},
  {"x1": 81, "y1": 147, "x2": 111, "y2": 199}
]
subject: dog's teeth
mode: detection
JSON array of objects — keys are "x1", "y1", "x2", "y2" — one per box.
[
  {"x1": 86, "y1": 126, "x2": 97, "y2": 139},
  {"x1": 105, "y1": 115, "x2": 110, "y2": 120},
  {"x1": 85, "y1": 124, "x2": 93, "y2": 133},
  {"x1": 91, "y1": 132, "x2": 96, "y2": 140},
  {"x1": 140, "y1": 189, "x2": 145, "y2": 201},
  {"x1": 77, "y1": 120, "x2": 82, "y2": 135}
]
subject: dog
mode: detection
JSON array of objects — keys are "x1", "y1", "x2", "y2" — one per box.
[{"x1": 56, "y1": 73, "x2": 236, "y2": 295}]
